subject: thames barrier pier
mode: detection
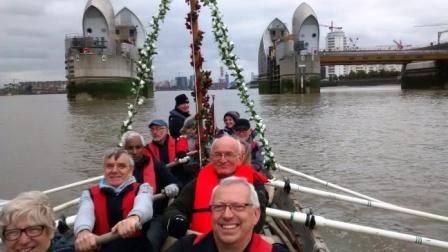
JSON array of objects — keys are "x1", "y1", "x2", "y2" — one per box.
[
  {"x1": 258, "y1": 3, "x2": 448, "y2": 94},
  {"x1": 65, "y1": 0, "x2": 152, "y2": 99},
  {"x1": 258, "y1": 3, "x2": 320, "y2": 94}
]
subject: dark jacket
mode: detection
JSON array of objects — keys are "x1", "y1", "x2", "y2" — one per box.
[
  {"x1": 134, "y1": 156, "x2": 181, "y2": 215},
  {"x1": 48, "y1": 234, "x2": 74, "y2": 252},
  {"x1": 169, "y1": 108, "x2": 190, "y2": 139},
  {"x1": 163, "y1": 177, "x2": 268, "y2": 233},
  {"x1": 166, "y1": 232, "x2": 289, "y2": 252}
]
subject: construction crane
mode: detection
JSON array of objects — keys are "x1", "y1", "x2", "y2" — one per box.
[
  {"x1": 320, "y1": 21, "x2": 342, "y2": 32},
  {"x1": 391, "y1": 40, "x2": 412, "y2": 50}
]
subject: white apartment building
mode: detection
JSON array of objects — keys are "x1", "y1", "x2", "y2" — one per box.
[
  {"x1": 324, "y1": 30, "x2": 402, "y2": 78},
  {"x1": 325, "y1": 31, "x2": 346, "y2": 78}
]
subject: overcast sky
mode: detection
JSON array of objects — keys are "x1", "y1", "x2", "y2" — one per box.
[{"x1": 0, "y1": 0, "x2": 447, "y2": 85}]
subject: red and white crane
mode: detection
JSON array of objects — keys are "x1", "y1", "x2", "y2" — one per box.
[{"x1": 320, "y1": 21, "x2": 343, "y2": 32}]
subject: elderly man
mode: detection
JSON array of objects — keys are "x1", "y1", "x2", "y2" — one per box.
[
  {"x1": 233, "y1": 118, "x2": 266, "y2": 174},
  {"x1": 164, "y1": 135, "x2": 268, "y2": 238},
  {"x1": 74, "y1": 149, "x2": 153, "y2": 252},
  {"x1": 166, "y1": 177, "x2": 287, "y2": 252},
  {"x1": 122, "y1": 131, "x2": 181, "y2": 252},
  {"x1": 169, "y1": 94, "x2": 191, "y2": 139},
  {"x1": 146, "y1": 119, "x2": 177, "y2": 165}
]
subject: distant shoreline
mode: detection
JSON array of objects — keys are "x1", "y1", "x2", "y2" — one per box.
[{"x1": 321, "y1": 77, "x2": 400, "y2": 87}]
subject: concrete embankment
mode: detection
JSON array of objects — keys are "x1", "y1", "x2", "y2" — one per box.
[{"x1": 321, "y1": 77, "x2": 400, "y2": 87}]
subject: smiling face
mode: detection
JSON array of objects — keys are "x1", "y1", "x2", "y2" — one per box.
[
  {"x1": 177, "y1": 102, "x2": 190, "y2": 113},
  {"x1": 210, "y1": 136, "x2": 242, "y2": 178},
  {"x1": 3, "y1": 217, "x2": 53, "y2": 252},
  {"x1": 211, "y1": 183, "x2": 260, "y2": 248},
  {"x1": 103, "y1": 153, "x2": 134, "y2": 187},
  {"x1": 224, "y1": 116, "x2": 236, "y2": 129}
]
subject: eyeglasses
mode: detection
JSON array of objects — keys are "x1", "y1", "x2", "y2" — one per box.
[
  {"x1": 125, "y1": 145, "x2": 143, "y2": 151},
  {"x1": 2, "y1": 225, "x2": 46, "y2": 241},
  {"x1": 210, "y1": 152, "x2": 237, "y2": 160},
  {"x1": 150, "y1": 126, "x2": 167, "y2": 132},
  {"x1": 210, "y1": 203, "x2": 253, "y2": 213}
]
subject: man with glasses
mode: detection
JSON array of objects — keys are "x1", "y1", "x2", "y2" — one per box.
[
  {"x1": 74, "y1": 149, "x2": 153, "y2": 252},
  {"x1": 146, "y1": 119, "x2": 177, "y2": 165},
  {"x1": 164, "y1": 135, "x2": 268, "y2": 238},
  {"x1": 166, "y1": 176, "x2": 287, "y2": 251}
]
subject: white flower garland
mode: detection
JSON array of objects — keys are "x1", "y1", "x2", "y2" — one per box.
[
  {"x1": 119, "y1": 0, "x2": 172, "y2": 143},
  {"x1": 202, "y1": 0, "x2": 278, "y2": 170}
]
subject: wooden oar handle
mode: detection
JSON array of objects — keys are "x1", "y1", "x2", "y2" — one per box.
[
  {"x1": 96, "y1": 232, "x2": 120, "y2": 245},
  {"x1": 166, "y1": 150, "x2": 198, "y2": 168}
]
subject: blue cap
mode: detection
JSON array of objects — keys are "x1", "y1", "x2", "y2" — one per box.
[{"x1": 148, "y1": 119, "x2": 168, "y2": 128}]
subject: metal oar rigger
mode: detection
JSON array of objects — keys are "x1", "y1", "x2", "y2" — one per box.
[
  {"x1": 268, "y1": 179, "x2": 448, "y2": 223},
  {"x1": 266, "y1": 207, "x2": 448, "y2": 249}
]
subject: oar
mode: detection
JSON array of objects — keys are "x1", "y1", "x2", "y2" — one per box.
[
  {"x1": 166, "y1": 150, "x2": 198, "y2": 168},
  {"x1": 268, "y1": 179, "x2": 448, "y2": 223},
  {"x1": 277, "y1": 164, "x2": 383, "y2": 202},
  {"x1": 266, "y1": 207, "x2": 448, "y2": 249}
]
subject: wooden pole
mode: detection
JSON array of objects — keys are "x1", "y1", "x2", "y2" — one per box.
[{"x1": 189, "y1": 0, "x2": 205, "y2": 167}]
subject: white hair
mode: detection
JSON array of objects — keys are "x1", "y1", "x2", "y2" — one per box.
[
  {"x1": 210, "y1": 176, "x2": 260, "y2": 208},
  {"x1": 210, "y1": 135, "x2": 241, "y2": 155},
  {"x1": 0, "y1": 191, "x2": 56, "y2": 234},
  {"x1": 120, "y1": 131, "x2": 145, "y2": 147}
]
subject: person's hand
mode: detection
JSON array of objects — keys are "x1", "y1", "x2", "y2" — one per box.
[
  {"x1": 167, "y1": 214, "x2": 188, "y2": 238},
  {"x1": 75, "y1": 230, "x2": 98, "y2": 252},
  {"x1": 111, "y1": 215, "x2": 140, "y2": 238},
  {"x1": 178, "y1": 156, "x2": 190, "y2": 164},
  {"x1": 164, "y1": 183, "x2": 179, "y2": 197}
]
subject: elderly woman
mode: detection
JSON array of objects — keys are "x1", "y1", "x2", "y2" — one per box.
[{"x1": 0, "y1": 191, "x2": 73, "y2": 252}]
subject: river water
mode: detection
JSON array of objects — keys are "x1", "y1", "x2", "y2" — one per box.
[{"x1": 0, "y1": 85, "x2": 447, "y2": 251}]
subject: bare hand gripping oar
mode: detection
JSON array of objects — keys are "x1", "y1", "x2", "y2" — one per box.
[
  {"x1": 266, "y1": 207, "x2": 448, "y2": 249},
  {"x1": 268, "y1": 179, "x2": 448, "y2": 223},
  {"x1": 94, "y1": 193, "x2": 167, "y2": 245}
]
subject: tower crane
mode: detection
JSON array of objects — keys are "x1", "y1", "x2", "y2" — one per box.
[{"x1": 320, "y1": 21, "x2": 342, "y2": 32}]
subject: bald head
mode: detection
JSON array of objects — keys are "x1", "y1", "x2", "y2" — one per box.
[{"x1": 210, "y1": 136, "x2": 242, "y2": 178}]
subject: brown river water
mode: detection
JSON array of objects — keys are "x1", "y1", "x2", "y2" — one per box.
[{"x1": 0, "y1": 85, "x2": 447, "y2": 251}]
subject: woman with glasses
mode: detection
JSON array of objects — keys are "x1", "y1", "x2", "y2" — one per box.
[{"x1": 0, "y1": 191, "x2": 74, "y2": 252}]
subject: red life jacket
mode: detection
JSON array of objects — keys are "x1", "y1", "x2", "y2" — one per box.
[
  {"x1": 147, "y1": 136, "x2": 176, "y2": 163},
  {"x1": 193, "y1": 232, "x2": 272, "y2": 251},
  {"x1": 89, "y1": 183, "x2": 141, "y2": 236},
  {"x1": 141, "y1": 158, "x2": 157, "y2": 193},
  {"x1": 191, "y1": 163, "x2": 255, "y2": 233},
  {"x1": 177, "y1": 135, "x2": 198, "y2": 153}
]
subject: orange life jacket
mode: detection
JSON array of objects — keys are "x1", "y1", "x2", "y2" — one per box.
[
  {"x1": 89, "y1": 183, "x2": 141, "y2": 236},
  {"x1": 191, "y1": 163, "x2": 254, "y2": 233}
]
